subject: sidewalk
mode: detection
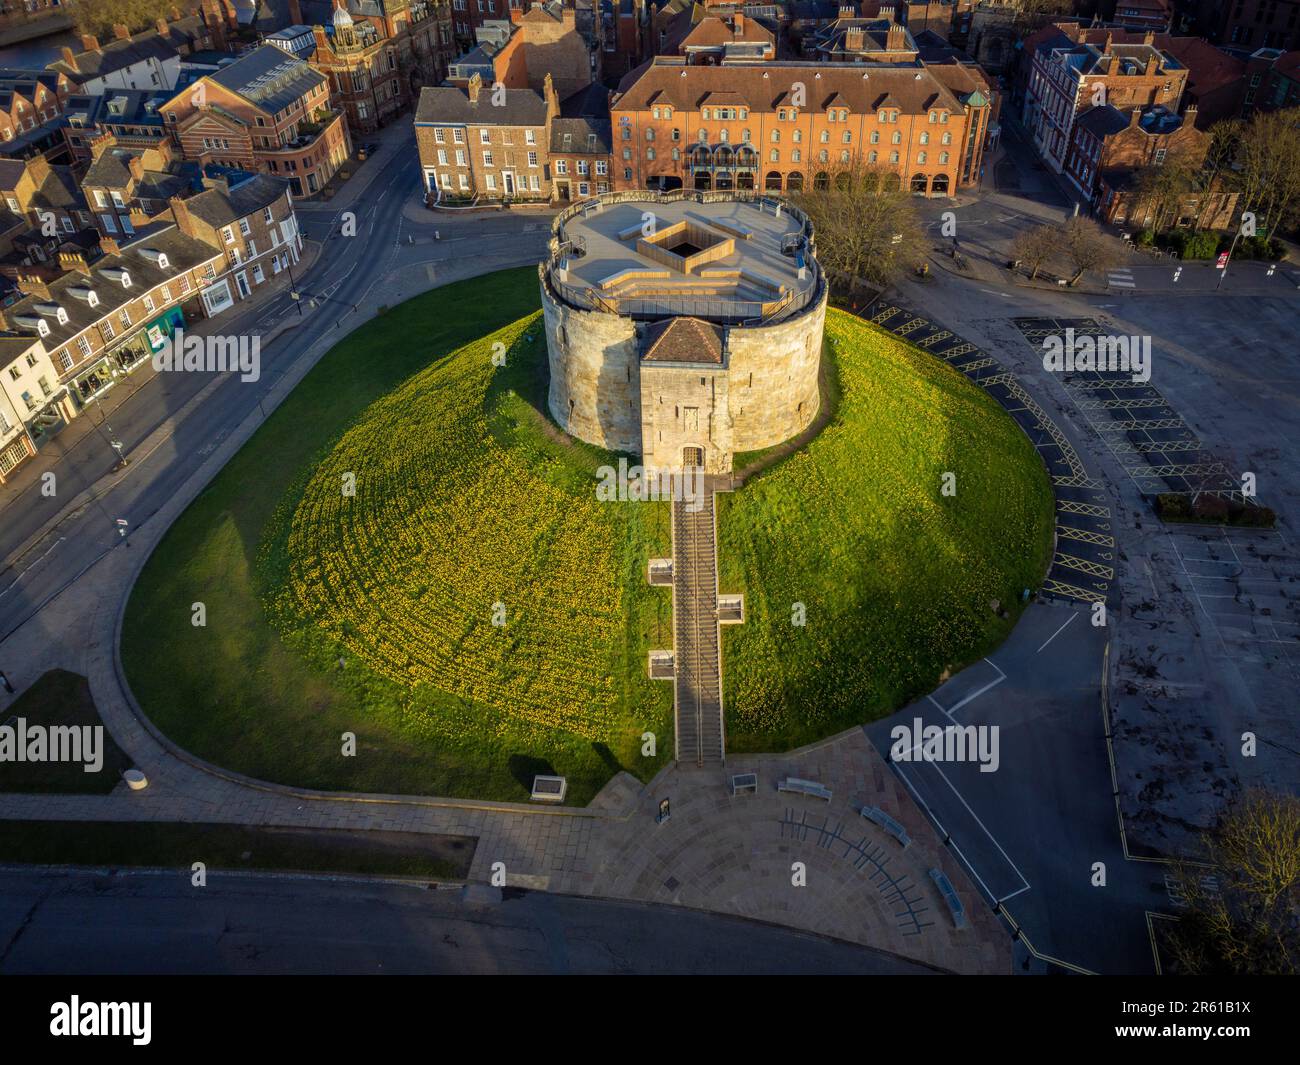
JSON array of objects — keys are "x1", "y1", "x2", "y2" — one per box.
[{"x1": 0, "y1": 237, "x2": 324, "y2": 567}]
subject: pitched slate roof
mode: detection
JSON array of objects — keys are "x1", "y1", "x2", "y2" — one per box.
[
  {"x1": 50, "y1": 33, "x2": 178, "y2": 83},
  {"x1": 415, "y1": 84, "x2": 549, "y2": 127},
  {"x1": 207, "y1": 45, "x2": 325, "y2": 114},
  {"x1": 179, "y1": 173, "x2": 291, "y2": 227}
]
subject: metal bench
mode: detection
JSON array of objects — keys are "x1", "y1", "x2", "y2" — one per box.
[
  {"x1": 778, "y1": 777, "x2": 832, "y2": 801},
  {"x1": 929, "y1": 868, "x2": 966, "y2": 930},
  {"x1": 860, "y1": 805, "x2": 911, "y2": 848},
  {"x1": 730, "y1": 772, "x2": 758, "y2": 795}
]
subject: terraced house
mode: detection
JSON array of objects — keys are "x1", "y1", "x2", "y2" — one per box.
[
  {"x1": 160, "y1": 45, "x2": 351, "y2": 197},
  {"x1": 415, "y1": 71, "x2": 556, "y2": 202},
  {"x1": 0, "y1": 68, "x2": 71, "y2": 162},
  {"x1": 168, "y1": 173, "x2": 303, "y2": 313},
  {"x1": 0, "y1": 225, "x2": 224, "y2": 411},
  {"x1": 0, "y1": 334, "x2": 72, "y2": 483},
  {"x1": 610, "y1": 58, "x2": 988, "y2": 196}
]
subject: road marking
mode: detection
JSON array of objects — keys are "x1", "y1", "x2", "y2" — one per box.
[
  {"x1": 1035, "y1": 611, "x2": 1079, "y2": 653},
  {"x1": 944, "y1": 658, "x2": 1008, "y2": 718},
  {"x1": 0, "y1": 536, "x2": 64, "y2": 601}
]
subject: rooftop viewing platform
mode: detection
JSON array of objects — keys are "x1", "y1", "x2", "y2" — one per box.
[{"x1": 543, "y1": 191, "x2": 820, "y2": 325}]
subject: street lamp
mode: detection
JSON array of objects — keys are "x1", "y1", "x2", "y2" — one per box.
[{"x1": 285, "y1": 259, "x2": 304, "y2": 316}]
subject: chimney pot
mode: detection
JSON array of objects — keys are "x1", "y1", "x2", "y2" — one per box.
[
  {"x1": 113, "y1": 23, "x2": 131, "y2": 40},
  {"x1": 80, "y1": 34, "x2": 100, "y2": 52},
  {"x1": 61, "y1": 46, "x2": 75, "y2": 65}
]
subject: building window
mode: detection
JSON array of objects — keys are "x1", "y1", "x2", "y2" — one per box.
[{"x1": 527, "y1": 151, "x2": 538, "y2": 167}]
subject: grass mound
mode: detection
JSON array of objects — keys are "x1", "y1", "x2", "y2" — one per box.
[{"x1": 717, "y1": 310, "x2": 1055, "y2": 751}]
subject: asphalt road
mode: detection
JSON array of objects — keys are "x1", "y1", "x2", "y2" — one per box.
[
  {"x1": 0, "y1": 869, "x2": 937, "y2": 974},
  {"x1": 0, "y1": 141, "x2": 548, "y2": 643}
]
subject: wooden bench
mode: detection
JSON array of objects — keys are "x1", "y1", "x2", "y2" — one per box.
[
  {"x1": 598, "y1": 268, "x2": 671, "y2": 290},
  {"x1": 860, "y1": 805, "x2": 911, "y2": 848},
  {"x1": 778, "y1": 777, "x2": 832, "y2": 801},
  {"x1": 730, "y1": 772, "x2": 758, "y2": 795},
  {"x1": 929, "y1": 868, "x2": 966, "y2": 930}
]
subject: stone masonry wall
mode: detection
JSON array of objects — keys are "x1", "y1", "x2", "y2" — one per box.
[
  {"x1": 541, "y1": 270, "x2": 641, "y2": 453},
  {"x1": 725, "y1": 284, "x2": 827, "y2": 454}
]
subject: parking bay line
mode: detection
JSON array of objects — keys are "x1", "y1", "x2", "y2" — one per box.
[{"x1": 1036, "y1": 611, "x2": 1079, "y2": 654}]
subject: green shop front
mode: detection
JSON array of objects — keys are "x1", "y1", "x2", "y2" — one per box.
[{"x1": 70, "y1": 306, "x2": 187, "y2": 408}]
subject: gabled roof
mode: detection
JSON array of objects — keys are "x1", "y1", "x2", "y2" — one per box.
[
  {"x1": 415, "y1": 84, "x2": 548, "y2": 127},
  {"x1": 179, "y1": 173, "x2": 290, "y2": 227},
  {"x1": 613, "y1": 60, "x2": 964, "y2": 115},
  {"x1": 50, "y1": 33, "x2": 178, "y2": 83}
]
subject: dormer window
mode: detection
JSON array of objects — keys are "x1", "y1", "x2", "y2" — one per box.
[
  {"x1": 56, "y1": 307, "x2": 67, "y2": 324},
  {"x1": 156, "y1": 253, "x2": 169, "y2": 269},
  {"x1": 120, "y1": 271, "x2": 131, "y2": 288},
  {"x1": 88, "y1": 291, "x2": 99, "y2": 306},
  {"x1": 36, "y1": 320, "x2": 49, "y2": 337}
]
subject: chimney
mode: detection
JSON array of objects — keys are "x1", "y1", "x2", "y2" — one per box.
[
  {"x1": 99, "y1": 236, "x2": 121, "y2": 256},
  {"x1": 60, "y1": 46, "x2": 75, "y2": 65},
  {"x1": 543, "y1": 71, "x2": 559, "y2": 119},
  {"x1": 80, "y1": 34, "x2": 100, "y2": 52},
  {"x1": 58, "y1": 249, "x2": 89, "y2": 274},
  {"x1": 169, "y1": 194, "x2": 195, "y2": 237},
  {"x1": 733, "y1": 12, "x2": 743, "y2": 35},
  {"x1": 1186, "y1": 104, "x2": 1198, "y2": 127},
  {"x1": 1103, "y1": 32, "x2": 1113, "y2": 53},
  {"x1": 1107, "y1": 54, "x2": 1120, "y2": 75},
  {"x1": 89, "y1": 132, "x2": 116, "y2": 159},
  {"x1": 156, "y1": 18, "x2": 169, "y2": 35},
  {"x1": 24, "y1": 153, "x2": 50, "y2": 188},
  {"x1": 1143, "y1": 31, "x2": 1155, "y2": 46},
  {"x1": 467, "y1": 72, "x2": 482, "y2": 104},
  {"x1": 839, "y1": 3, "x2": 858, "y2": 18},
  {"x1": 127, "y1": 155, "x2": 145, "y2": 182},
  {"x1": 846, "y1": 26, "x2": 865, "y2": 52},
  {"x1": 171, "y1": 5, "x2": 182, "y2": 18},
  {"x1": 17, "y1": 274, "x2": 51, "y2": 300},
  {"x1": 1145, "y1": 54, "x2": 1159, "y2": 76},
  {"x1": 886, "y1": 23, "x2": 906, "y2": 51},
  {"x1": 1130, "y1": 107, "x2": 1143, "y2": 128},
  {"x1": 112, "y1": 23, "x2": 131, "y2": 40}
]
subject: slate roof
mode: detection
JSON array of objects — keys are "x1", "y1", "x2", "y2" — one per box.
[
  {"x1": 180, "y1": 174, "x2": 291, "y2": 227},
  {"x1": 5, "y1": 224, "x2": 223, "y2": 349},
  {"x1": 1075, "y1": 104, "x2": 1131, "y2": 138},
  {"x1": 550, "y1": 116, "x2": 612, "y2": 154},
  {"x1": 50, "y1": 33, "x2": 178, "y2": 83},
  {"x1": 207, "y1": 45, "x2": 325, "y2": 114},
  {"x1": 415, "y1": 84, "x2": 549, "y2": 127}
]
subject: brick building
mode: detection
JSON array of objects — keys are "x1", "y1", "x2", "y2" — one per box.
[
  {"x1": 0, "y1": 69, "x2": 72, "y2": 162},
  {"x1": 679, "y1": 13, "x2": 777, "y2": 62},
  {"x1": 1188, "y1": 0, "x2": 1300, "y2": 52},
  {"x1": 0, "y1": 334, "x2": 72, "y2": 480},
  {"x1": 0, "y1": 225, "x2": 226, "y2": 411},
  {"x1": 1243, "y1": 48, "x2": 1300, "y2": 113},
  {"x1": 415, "y1": 72, "x2": 557, "y2": 201},
  {"x1": 610, "y1": 57, "x2": 986, "y2": 196},
  {"x1": 160, "y1": 45, "x2": 351, "y2": 197},
  {"x1": 169, "y1": 173, "x2": 303, "y2": 314},
  {"x1": 79, "y1": 137, "x2": 189, "y2": 238},
  {"x1": 1023, "y1": 27, "x2": 1187, "y2": 173}
]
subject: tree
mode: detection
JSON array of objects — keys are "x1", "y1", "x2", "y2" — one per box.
[
  {"x1": 65, "y1": 0, "x2": 198, "y2": 39},
  {"x1": 789, "y1": 160, "x2": 927, "y2": 291},
  {"x1": 1010, "y1": 224, "x2": 1058, "y2": 280},
  {"x1": 1127, "y1": 147, "x2": 1200, "y2": 232},
  {"x1": 1233, "y1": 106, "x2": 1300, "y2": 235},
  {"x1": 1167, "y1": 790, "x2": 1300, "y2": 975},
  {"x1": 1061, "y1": 216, "x2": 1118, "y2": 285},
  {"x1": 1201, "y1": 119, "x2": 1242, "y2": 193}
]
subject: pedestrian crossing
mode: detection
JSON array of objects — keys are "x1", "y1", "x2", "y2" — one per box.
[{"x1": 1108, "y1": 267, "x2": 1136, "y2": 289}]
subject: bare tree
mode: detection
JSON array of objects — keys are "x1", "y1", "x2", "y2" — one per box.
[
  {"x1": 789, "y1": 161, "x2": 927, "y2": 291},
  {"x1": 1010, "y1": 224, "x2": 1058, "y2": 280},
  {"x1": 1128, "y1": 148, "x2": 1200, "y2": 232},
  {"x1": 1234, "y1": 107, "x2": 1300, "y2": 235},
  {"x1": 1167, "y1": 789, "x2": 1300, "y2": 975},
  {"x1": 1061, "y1": 216, "x2": 1118, "y2": 285}
]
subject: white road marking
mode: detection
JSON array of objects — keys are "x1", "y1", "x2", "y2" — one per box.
[
  {"x1": 0, "y1": 537, "x2": 65, "y2": 600},
  {"x1": 1036, "y1": 611, "x2": 1079, "y2": 654}
]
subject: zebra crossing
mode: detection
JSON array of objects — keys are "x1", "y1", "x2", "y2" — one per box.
[{"x1": 1108, "y1": 267, "x2": 1136, "y2": 289}]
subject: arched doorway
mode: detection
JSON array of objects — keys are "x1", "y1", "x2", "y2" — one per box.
[
  {"x1": 737, "y1": 171, "x2": 755, "y2": 190},
  {"x1": 813, "y1": 171, "x2": 829, "y2": 190},
  {"x1": 910, "y1": 173, "x2": 929, "y2": 195},
  {"x1": 764, "y1": 170, "x2": 782, "y2": 191},
  {"x1": 931, "y1": 173, "x2": 950, "y2": 196},
  {"x1": 786, "y1": 171, "x2": 804, "y2": 191}
]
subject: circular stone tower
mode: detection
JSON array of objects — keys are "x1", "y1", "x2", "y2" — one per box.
[{"x1": 539, "y1": 191, "x2": 827, "y2": 475}]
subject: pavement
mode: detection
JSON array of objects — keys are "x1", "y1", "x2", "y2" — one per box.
[{"x1": 0, "y1": 867, "x2": 941, "y2": 974}]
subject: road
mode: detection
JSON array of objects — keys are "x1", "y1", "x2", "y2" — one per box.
[
  {"x1": 0, "y1": 868, "x2": 937, "y2": 974},
  {"x1": 0, "y1": 139, "x2": 549, "y2": 643}
]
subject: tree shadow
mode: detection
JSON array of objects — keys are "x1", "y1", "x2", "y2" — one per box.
[{"x1": 591, "y1": 741, "x2": 622, "y2": 775}]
